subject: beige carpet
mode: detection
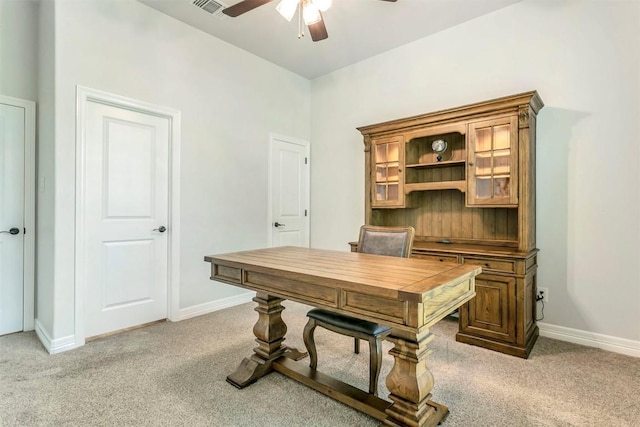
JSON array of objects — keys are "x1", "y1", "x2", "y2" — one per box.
[{"x1": 1, "y1": 301, "x2": 638, "y2": 426}]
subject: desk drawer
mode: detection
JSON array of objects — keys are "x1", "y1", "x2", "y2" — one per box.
[
  {"x1": 413, "y1": 253, "x2": 459, "y2": 264},
  {"x1": 463, "y1": 256, "x2": 515, "y2": 274},
  {"x1": 245, "y1": 271, "x2": 338, "y2": 306}
]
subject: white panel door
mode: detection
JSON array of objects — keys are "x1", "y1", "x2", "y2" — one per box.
[
  {"x1": 82, "y1": 100, "x2": 169, "y2": 338},
  {"x1": 0, "y1": 103, "x2": 25, "y2": 336},
  {"x1": 270, "y1": 136, "x2": 309, "y2": 247}
]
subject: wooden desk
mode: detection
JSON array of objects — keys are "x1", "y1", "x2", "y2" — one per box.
[{"x1": 205, "y1": 246, "x2": 481, "y2": 427}]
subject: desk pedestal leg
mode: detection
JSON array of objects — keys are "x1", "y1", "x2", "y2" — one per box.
[
  {"x1": 384, "y1": 330, "x2": 448, "y2": 427},
  {"x1": 227, "y1": 293, "x2": 287, "y2": 388}
]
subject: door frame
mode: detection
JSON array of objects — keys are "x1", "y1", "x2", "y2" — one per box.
[
  {"x1": 0, "y1": 95, "x2": 36, "y2": 332},
  {"x1": 267, "y1": 133, "x2": 310, "y2": 247},
  {"x1": 75, "y1": 86, "x2": 181, "y2": 345}
]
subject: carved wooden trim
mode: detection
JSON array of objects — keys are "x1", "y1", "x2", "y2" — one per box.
[{"x1": 518, "y1": 107, "x2": 530, "y2": 128}]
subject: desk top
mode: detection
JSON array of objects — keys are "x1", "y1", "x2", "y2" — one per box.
[{"x1": 205, "y1": 246, "x2": 480, "y2": 304}]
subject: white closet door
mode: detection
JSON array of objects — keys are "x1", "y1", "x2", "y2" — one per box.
[{"x1": 82, "y1": 100, "x2": 169, "y2": 338}]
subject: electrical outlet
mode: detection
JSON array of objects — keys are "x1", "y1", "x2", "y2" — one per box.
[{"x1": 537, "y1": 287, "x2": 549, "y2": 303}]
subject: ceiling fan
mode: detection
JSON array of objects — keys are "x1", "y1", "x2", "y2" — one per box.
[{"x1": 222, "y1": 0, "x2": 397, "y2": 42}]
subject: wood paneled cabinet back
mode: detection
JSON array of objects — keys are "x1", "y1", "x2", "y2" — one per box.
[{"x1": 357, "y1": 91, "x2": 543, "y2": 358}]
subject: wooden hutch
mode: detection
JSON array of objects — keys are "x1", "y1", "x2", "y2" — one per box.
[{"x1": 353, "y1": 91, "x2": 543, "y2": 358}]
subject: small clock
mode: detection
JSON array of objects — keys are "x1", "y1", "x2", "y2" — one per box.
[{"x1": 431, "y1": 139, "x2": 447, "y2": 162}]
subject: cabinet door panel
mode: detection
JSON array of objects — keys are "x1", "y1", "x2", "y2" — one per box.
[
  {"x1": 467, "y1": 115, "x2": 518, "y2": 206},
  {"x1": 461, "y1": 274, "x2": 516, "y2": 343},
  {"x1": 371, "y1": 136, "x2": 405, "y2": 207}
]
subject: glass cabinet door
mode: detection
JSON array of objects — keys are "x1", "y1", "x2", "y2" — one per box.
[
  {"x1": 371, "y1": 136, "x2": 404, "y2": 207},
  {"x1": 467, "y1": 116, "x2": 518, "y2": 206}
]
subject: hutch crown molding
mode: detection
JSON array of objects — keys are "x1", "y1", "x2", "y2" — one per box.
[{"x1": 355, "y1": 91, "x2": 543, "y2": 358}]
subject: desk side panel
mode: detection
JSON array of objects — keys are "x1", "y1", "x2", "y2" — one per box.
[
  {"x1": 423, "y1": 278, "x2": 476, "y2": 328},
  {"x1": 213, "y1": 265, "x2": 242, "y2": 284}
]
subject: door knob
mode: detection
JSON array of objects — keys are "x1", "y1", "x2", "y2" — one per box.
[
  {"x1": 0, "y1": 227, "x2": 20, "y2": 235},
  {"x1": 274, "y1": 222, "x2": 286, "y2": 228},
  {"x1": 153, "y1": 226, "x2": 167, "y2": 233}
]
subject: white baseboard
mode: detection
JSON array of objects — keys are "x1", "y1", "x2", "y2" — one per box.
[
  {"x1": 175, "y1": 291, "x2": 255, "y2": 322},
  {"x1": 33, "y1": 293, "x2": 254, "y2": 354},
  {"x1": 34, "y1": 319, "x2": 80, "y2": 354},
  {"x1": 538, "y1": 322, "x2": 640, "y2": 358},
  {"x1": 32, "y1": 302, "x2": 638, "y2": 359}
]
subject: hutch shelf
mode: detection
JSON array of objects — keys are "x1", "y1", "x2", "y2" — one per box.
[{"x1": 354, "y1": 91, "x2": 544, "y2": 358}]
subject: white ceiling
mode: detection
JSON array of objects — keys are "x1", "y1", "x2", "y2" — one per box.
[{"x1": 138, "y1": 0, "x2": 522, "y2": 79}]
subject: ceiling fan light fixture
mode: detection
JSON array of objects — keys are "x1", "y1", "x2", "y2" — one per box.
[
  {"x1": 302, "y1": 0, "x2": 321, "y2": 25},
  {"x1": 312, "y1": 0, "x2": 332, "y2": 12},
  {"x1": 276, "y1": 0, "x2": 298, "y2": 22}
]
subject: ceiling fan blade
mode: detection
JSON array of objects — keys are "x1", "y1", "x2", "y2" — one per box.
[
  {"x1": 308, "y1": 13, "x2": 328, "y2": 42},
  {"x1": 222, "y1": 0, "x2": 275, "y2": 17}
]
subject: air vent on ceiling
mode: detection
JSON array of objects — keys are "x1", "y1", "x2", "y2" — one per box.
[{"x1": 191, "y1": 0, "x2": 228, "y2": 19}]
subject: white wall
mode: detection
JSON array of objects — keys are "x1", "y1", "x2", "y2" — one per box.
[
  {"x1": 5, "y1": 0, "x2": 638, "y2": 354},
  {"x1": 0, "y1": 0, "x2": 39, "y2": 101},
  {"x1": 310, "y1": 0, "x2": 640, "y2": 346},
  {"x1": 35, "y1": 0, "x2": 56, "y2": 339},
  {"x1": 41, "y1": 0, "x2": 310, "y2": 345}
]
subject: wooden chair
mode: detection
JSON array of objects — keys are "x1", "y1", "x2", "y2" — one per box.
[{"x1": 302, "y1": 225, "x2": 415, "y2": 396}]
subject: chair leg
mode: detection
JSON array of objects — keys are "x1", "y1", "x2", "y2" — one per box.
[
  {"x1": 302, "y1": 318, "x2": 319, "y2": 370},
  {"x1": 354, "y1": 337, "x2": 360, "y2": 354},
  {"x1": 368, "y1": 337, "x2": 383, "y2": 396}
]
